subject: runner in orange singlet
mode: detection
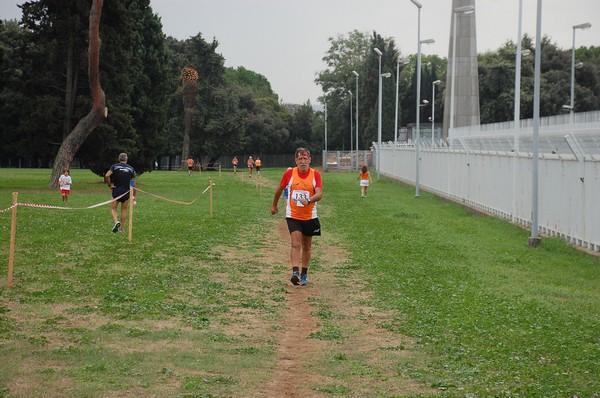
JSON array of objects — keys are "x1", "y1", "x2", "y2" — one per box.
[
  {"x1": 186, "y1": 157, "x2": 194, "y2": 176},
  {"x1": 255, "y1": 157, "x2": 262, "y2": 176},
  {"x1": 271, "y1": 148, "x2": 323, "y2": 286}
]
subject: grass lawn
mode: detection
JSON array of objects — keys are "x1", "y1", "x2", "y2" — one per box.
[{"x1": 0, "y1": 167, "x2": 598, "y2": 397}]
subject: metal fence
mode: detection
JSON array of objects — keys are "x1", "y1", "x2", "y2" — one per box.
[
  {"x1": 376, "y1": 110, "x2": 600, "y2": 252},
  {"x1": 322, "y1": 150, "x2": 374, "y2": 172}
]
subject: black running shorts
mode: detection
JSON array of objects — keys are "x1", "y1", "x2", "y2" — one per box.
[
  {"x1": 286, "y1": 218, "x2": 321, "y2": 236},
  {"x1": 112, "y1": 187, "x2": 130, "y2": 203}
]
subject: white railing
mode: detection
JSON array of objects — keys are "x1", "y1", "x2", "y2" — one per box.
[
  {"x1": 322, "y1": 150, "x2": 372, "y2": 172},
  {"x1": 376, "y1": 111, "x2": 600, "y2": 252}
]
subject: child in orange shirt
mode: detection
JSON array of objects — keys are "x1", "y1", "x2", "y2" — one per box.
[{"x1": 358, "y1": 165, "x2": 372, "y2": 197}]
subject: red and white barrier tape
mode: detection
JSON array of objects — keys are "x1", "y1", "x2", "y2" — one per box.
[
  {"x1": 2, "y1": 184, "x2": 214, "y2": 212},
  {"x1": 1, "y1": 190, "x2": 131, "y2": 212},
  {"x1": 0, "y1": 204, "x2": 17, "y2": 214}
]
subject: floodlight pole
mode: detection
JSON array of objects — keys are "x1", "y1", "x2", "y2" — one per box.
[
  {"x1": 353, "y1": 71, "x2": 359, "y2": 170},
  {"x1": 529, "y1": 0, "x2": 542, "y2": 247},
  {"x1": 349, "y1": 90, "x2": 353, "y2": 168},
  {"x1": 375, "y1": 47, "x2": 383, "y2": 180},
  {"x1": 513, "y1": 0, "x2": 524, "y2": 222},
  {"x1": 324, "y1": 103, "x2": 327, "y2": 171},
  {"x1": 412, "y1": 0, "x2": 422, "y2": 196},
  {"x1": 432, "y1": 80, "x2": 441, "y2": 145}
]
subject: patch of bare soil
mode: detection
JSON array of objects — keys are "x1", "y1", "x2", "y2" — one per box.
[
  {"x1": 253, "y1": 220, "x2": 327, "y2": 398},
  {"x1": 252, "y1": 219, "x2": 437, "y2": 398}
]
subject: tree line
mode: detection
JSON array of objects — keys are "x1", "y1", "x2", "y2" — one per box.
[
  {"x1": 1, "y1": 1, "x2": 599, "y2": 182},
  {"x1": 317, "y1": 30, "x2": 600, "y2": 150},
  {"x1": 0, "y1": 0, "x2": 320, "y2": 181}
]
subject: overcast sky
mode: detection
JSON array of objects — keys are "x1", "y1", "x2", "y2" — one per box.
[{"x1": 2, "y1": 0, "x2": 599, "y2": 104}]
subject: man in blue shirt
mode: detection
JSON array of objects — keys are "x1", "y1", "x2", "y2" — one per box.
[{"x1": 104, "y1": 153, "x2": 135, "y2": 233}]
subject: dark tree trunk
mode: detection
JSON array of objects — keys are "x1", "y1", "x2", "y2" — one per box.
[
  {"x1": 63, "y1": 32, "x2": 74, "y2": 141},
  {"x1": 49, "y1": 0, "x2": 105, "y2": 188},
  {"x1": 181, "y1": 106, "x2": 192, "y2": 167},
  {"x1": 180, "y1": 68, "x2": 198, "y2": 170}
]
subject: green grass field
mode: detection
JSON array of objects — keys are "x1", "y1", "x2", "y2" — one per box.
[{"x1": 0, "y1": 167, "x2": 598, "y2": 397}]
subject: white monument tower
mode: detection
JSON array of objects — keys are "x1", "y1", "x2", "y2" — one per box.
[{"x1": 442, "y1": 0, "x2": 480, "y2": 140}]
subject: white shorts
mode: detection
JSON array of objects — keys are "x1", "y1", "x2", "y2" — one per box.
[{"x1": 360, "y1": 180, "x2": 369, "y2": 187}]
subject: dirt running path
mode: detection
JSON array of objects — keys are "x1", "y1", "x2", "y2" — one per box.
[
  {"x1": 258, "y1": 221, "x2": 324, "y2": 397},
  {"x1": 254, "y1": 219, "x2": 436, "y2": 398}
]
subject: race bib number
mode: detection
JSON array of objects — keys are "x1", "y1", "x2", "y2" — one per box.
[{"x1": 292, "y1": 189, "x2": 310, "y2": 207}]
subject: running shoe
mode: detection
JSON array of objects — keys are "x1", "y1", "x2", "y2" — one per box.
[
  {"x1": 300, "y1": 274, "x2": 308, "y2": 286},
  {"x1": 112, "y1": 221, "x2": 121, "y2": 233},
  {"x1": 290, "y1": 271, "x2": 300, "y2": 286}
]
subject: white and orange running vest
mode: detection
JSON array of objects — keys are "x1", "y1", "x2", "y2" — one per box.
[{"x1": 285, "y1": 167, "x2": 319, "y2": 220}]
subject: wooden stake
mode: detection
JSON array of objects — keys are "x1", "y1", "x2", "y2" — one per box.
[
  {"x1": 128, "y1": 183, "x2": 134, "y2": 242},
  {"x1": 209, "y1": 179, "x2": 213, "y2": 218},
  {"x1": 8, "y1": 192, "x2": 17, "y2": 287}
]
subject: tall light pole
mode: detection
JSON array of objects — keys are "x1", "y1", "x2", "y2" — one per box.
[
  {"x1": 514, "y1": 47, "x2": 531, "y2": 148},
  {"x1": 449, "y1": 4, "x2": 475, "y2": 133},
  {"x1": 376, "y1": 71, "x2": 392, "y2": 180},
  {"x1": 415, "y1": 36, "x2": 434, "y2": 196},
  {"x1": 348, "y1": 90, "x2": 353, "y2": 162},
  {"x1": 513, "y1": 0, "x2": 528, "y2": 222},
  {"x1": 431, "y1": 80, "x2": 441, "y2": 145},
  {"x1": 394, "y1": 57, "x2": 409, "y2": 143},
  {"x1": 530, "y1": 0, "x2": 542, "y2": 247},
  {"x1": 410, "y1": 0, "x2": 422, "y2": 195},
  {"x1": 352, "y1": 71, "x2": 359, "y2": 170},
  {"x1": 323, "y1": 102, "x2": 328, "y2": 170},
  {"x1": 374, "y1": 47, "x2": 383, "y2": 180},
  {"x1": 570, "y1": 22, "x2": 591, "y2": 122},
  {"x1": 514, "y1": 0, "x2": 525, "y2": 154},
  {"x1": 512, "y1": 0, "x2": 529, "y2": 222}
]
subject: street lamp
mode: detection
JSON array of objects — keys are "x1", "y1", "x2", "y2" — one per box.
[
  {"x1": 415, "y1": 37, "x2": 434, "y2": 196},
  {"x1": 512, "y1": 0, "x2": 529, "y2": 223},
  {"x1": 570, "y1": 22, "x2": 591, "y2": 121},
  {"x1": 514, "y1": 0, "x2": 525, "y2": 153},
  {"x1": 394, "y1": 57, "x2": 409, "y2": 143},
  {"x1": 450, "y1": 4, "x2": 475, "y2": 133},
  {"x1": 323, "y1": 102, "x2": 328, "y2": 170},
  {"x1": 411, "y1": 0, "x2": 434, "y2": 196},
  {"x1": 376, "y1": 71, "x2": 392, "y2": 180},
  {"x1": 431, "y1": 80, "x2": 441, "y2": 145},
  {"x1": 410, "y1": 0, "x2": 421, "y2": 194},
  {"x1": 530, "y1": 0, "x2": 542, "y2": 247},
  {"x1": 374, "y1": 47, "x2": 383, "y2": 180},
  {"x1": 512, "y1": 47, "x2": 531, "y2": 157},
  {"x1": 352, "y1": 70, "x2": 359, "y2": 170},
  {"x1": 348, "y1": 90, "x2": 353, "y2": 162},
  {"x1": 410, "y1": 0, "x2": 422, "y2": 9}
]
